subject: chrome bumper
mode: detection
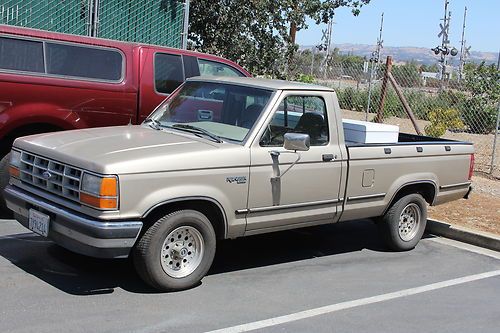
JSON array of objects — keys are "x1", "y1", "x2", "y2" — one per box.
[{"x1": 4, "y1": 185, "x2": 142, "y2": 258}]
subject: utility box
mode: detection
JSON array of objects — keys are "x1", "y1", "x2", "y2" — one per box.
[{"x1": 342, "y1": 119, "x2": 399, "y2": 144}]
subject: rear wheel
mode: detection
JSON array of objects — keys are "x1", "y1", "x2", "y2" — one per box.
[
  {"x1": 378, "y1": 194, "x2": 427, "y2": 251},
  {"x1": 133, "y1": 210, "x2": 216, "y2": 291},
  {"x1": 0, "y1": 152, "x2": 12, "y2": 216}
]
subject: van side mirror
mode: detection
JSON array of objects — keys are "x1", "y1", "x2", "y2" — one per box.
[{"x1": 283, "y1": 133, "x2": 310, "y2": 151}]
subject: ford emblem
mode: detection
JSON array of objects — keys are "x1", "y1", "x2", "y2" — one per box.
[{"x1": 42, "y1": 171, "x2": 52, "y2": 180}]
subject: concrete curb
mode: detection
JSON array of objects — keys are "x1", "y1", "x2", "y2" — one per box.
[{"x1": 426, "y1": 219, "x2": 500, "y2": 252}]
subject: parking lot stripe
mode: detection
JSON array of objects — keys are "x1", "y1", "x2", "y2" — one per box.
[
  {"x1": 428, "y1": 237, "x2": 500, "y2": 260},
  {"x1": 205, "y1": 269, "x2": 500, "y2": 333}
]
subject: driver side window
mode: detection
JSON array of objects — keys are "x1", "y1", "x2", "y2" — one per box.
[{"x1": 260, "y1": 95, "x2": 329, "y2": 147}]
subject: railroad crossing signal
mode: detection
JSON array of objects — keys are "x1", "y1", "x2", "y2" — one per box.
[
  {"x1": 438, "y1": 23, "x2": 449, "y2": 39},
  {"x1": 465, "y1": 45, "x2": 471, "y2": 57}
]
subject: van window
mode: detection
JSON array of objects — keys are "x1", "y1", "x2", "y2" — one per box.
[
  {"x1": 198, "y1": 59, "x2": 243, "y2": 77},
  {"x1": 0, "y1": 37, "x2": 44, "y2": 73},
  {"x1": 155, "y1": 53, "x2": 184, "y2": 94},
  {"x1": 46, "y1": 43, "x2": 122, "y2": 81}
]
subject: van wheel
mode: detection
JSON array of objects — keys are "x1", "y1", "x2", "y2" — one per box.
[
  {"x1": 0, "y1": 153, "x2": 12, "y2": 216},
  {"x1": 133, "y1": 210, "x2": 216, "y2": 291},
  {"x1": 378, "y1": 194, "x2": 427, "y2": 251}
]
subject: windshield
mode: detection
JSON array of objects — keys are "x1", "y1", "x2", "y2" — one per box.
[{"x1": 147, "y1": 81, "x2": 274, "y2": 142}]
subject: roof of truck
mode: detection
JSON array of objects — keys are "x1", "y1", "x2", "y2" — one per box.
[{"x1": 187, "y1": 76, "x2": 335, "y2": 92}]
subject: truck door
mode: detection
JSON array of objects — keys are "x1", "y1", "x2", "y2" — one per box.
[{"x1": 246, "y1": 92, "x2": 343, "y2": 231}]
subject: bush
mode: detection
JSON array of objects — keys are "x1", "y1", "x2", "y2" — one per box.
[
  {"x1": 460, "y1": 101, "x2": 498, "y2": 134},
  {"x1": 424, "y1": 108, "x2": 464, "y2": 137}
]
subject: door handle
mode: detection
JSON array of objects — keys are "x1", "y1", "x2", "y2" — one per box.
[{"x1": 322, "y1": 154, "x2": 336, "y2": 162}]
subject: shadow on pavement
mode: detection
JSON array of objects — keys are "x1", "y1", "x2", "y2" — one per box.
[{"x1": 0, "y1": 219, "x2": 417, "y2": 295}]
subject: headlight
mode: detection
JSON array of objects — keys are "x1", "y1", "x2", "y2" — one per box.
[
  {"x1": 9, "y1": 149, "x2": 21, "y2": 178},
  {"x1": 80, "y1": 172, "x2": 118, "y2": 210}
]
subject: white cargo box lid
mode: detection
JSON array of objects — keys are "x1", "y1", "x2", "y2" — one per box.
[
  {"x1": 342, "y1": 119, "x2": 399, "y2": 144},
  {"x1": 342, "y1": 119, "x2": 399, "y2": 132}
]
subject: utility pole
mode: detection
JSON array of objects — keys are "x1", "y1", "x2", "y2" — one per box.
[
  {"x1": 181, "y1": 0, "x2": 190, "y2": 49},
  {"x1": 458, "y1": 6, "x2": 470, "y2": 81},
  {"x1": 432, "y1": 0, "x2": 458, "y2": 88},
  {"x1": 318, "y1": 17, "x2": 334, "y2": 78},
  {"x1": 365, "y1": 12, "x2": 384, "y2": 121},
  {"x1": 440, "y1": 0, "x2": 451, "y2": 83}
]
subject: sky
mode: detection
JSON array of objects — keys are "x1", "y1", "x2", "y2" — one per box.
[{"x1": 296, "y1": 0, "x2": 500, "y2": 53}]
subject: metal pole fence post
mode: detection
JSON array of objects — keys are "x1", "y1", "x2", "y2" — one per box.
[
  {"x1": 91, "y1": 0, "x2": 99, "y2": 37},
  {"x1": 182, "y1": 0, "x2": 190, "y2": 49},
  {"x1": 490, "y1": 100, "x2": 500, "y2": 174}
]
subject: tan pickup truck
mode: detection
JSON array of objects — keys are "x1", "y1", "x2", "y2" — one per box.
[{"x1": 5, "y1": 77, "x2": 474, "y2": 291}]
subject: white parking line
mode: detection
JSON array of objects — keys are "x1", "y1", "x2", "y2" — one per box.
[
  {"x1": 427, "y1": 237, "x2": 500, "y2": 260},
  {"x1": 205, "y1": 269, "x2": 500, "y2": 333}
]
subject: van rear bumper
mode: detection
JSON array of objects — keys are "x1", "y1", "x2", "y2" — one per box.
[{"x1": 4, "y1": 185, "x2": 142, "y2": 258}]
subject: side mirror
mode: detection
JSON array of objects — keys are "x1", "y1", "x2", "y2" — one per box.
[{"x1": 283, "y1": 133, "x2": 310, "y2": 151}]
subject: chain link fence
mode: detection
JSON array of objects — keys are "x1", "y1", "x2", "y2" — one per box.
[
  {"x1": 0, "y1": 0, "x2": 185, "y2": 48},
  {"x1": 291, "y1": 55, "x2": 500, "y2": 178}
]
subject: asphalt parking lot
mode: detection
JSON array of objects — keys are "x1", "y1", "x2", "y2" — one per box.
[{"x1": 1, "y1": 216, "x2": 499, "y2": 333}]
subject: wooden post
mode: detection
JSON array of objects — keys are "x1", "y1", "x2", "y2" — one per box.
[
  {"x1": 387, "y1": 73, "x2": 423, "y2": 135},
  {"x1": 374, "y1": 56, "x2": 392, "y2": 123}
]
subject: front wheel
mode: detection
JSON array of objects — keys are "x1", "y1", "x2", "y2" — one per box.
[
  {"x1": 378, "y1": 194, "x2": 427, "y2": 251},
  {"x1": 133, "y1": 210, "x2": 216, "y2": 291}
]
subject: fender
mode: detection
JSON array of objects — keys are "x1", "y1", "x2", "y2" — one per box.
[
  {"x1": 382, "y1": 178, "x2": 438, "y2": 215},
  {"x1": 0, "y1": 102, "x2": 88, "y2": 141},
  {"x1": 143, "y1": 196, "x2": 229, "y2": 238}
]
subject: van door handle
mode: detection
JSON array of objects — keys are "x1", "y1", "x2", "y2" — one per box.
[{"x1": 322, "y1": 154, "x2": 336, "y2": 162}]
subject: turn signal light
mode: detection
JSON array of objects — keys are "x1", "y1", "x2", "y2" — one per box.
[
  {"x1": 9, "y1": 166, "x2": 20, "y2": 178},
  {"x1": 100, "y1": 177, "x2": 117, "y2": 197},
  {"x1": 80, "y1": 193, "x2": 118, "y2": 210}
]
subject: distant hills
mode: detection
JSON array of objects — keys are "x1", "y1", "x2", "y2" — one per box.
[{"x1": 301, "y1": 43, "x2": 498, "y2": 66}]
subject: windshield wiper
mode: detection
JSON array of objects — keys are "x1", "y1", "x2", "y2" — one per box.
[
  {"x1": 169, "y1": 124, "x2": 223, "y2": 143},
  {"x1": 143, "y1": 118, "x2": 162, "y2": 130}
]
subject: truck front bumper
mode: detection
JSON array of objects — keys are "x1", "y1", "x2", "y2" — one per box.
[{"x1": 4, "y1": 185, "x2": 143, "y2": 259}]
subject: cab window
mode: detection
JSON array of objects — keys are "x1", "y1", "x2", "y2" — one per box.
[
  {"x1": 260, "y1": 96, "x2": 329, "y2": 147},
  {"x1": 198, "y1": 59, "x2": 243, "y2": 77},
  {"x1": 155, "y1": 53, "x2": 184, "y2": 94}
]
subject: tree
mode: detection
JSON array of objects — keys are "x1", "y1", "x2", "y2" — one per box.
[
  {"x1": 461, "y1": 62, "x2": 500, "y2": 133},
  {"x1": 188, "y1": 0, "x2": 370, "y2": 77}
]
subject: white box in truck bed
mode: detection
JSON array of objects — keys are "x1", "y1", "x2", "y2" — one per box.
[{"x1": 343, "y1": 119, "x2": 399, "y2": 144}]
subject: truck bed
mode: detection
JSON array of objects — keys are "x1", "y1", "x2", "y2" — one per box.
[{"x1": 339, "y1": 132, "x2": 474, "y2": 222}]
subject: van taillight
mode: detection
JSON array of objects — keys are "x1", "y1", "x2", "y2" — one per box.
[{"x1": 468, "y1": 154, "x2": 474, "y2": 180}]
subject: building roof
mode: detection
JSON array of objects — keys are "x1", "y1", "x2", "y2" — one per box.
[{"x1": 187, "y1": 76, "x2": 335, "y2": 91}]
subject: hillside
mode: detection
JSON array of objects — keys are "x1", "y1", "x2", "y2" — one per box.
[{"x1": 301, "y1": 43, "x2": 498, "y2": 65}]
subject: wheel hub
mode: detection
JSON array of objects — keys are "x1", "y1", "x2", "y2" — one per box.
[
  {"x1": 398, "y1": 203, "x2": 421, "y2": 242},
  {"x1": 160, "y1": 226, "x2": 204, "y2": 278}
]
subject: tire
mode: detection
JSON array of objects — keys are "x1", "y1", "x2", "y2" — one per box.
[
  {"x1": 378, "y1": 194, "x2": 427, "y2": 251},
  {"x1": 133, "y1": 210, "x2": 216, "y2": 291},
  {"x1": 0, "y1": 152, "x2": 12, "y2": 216}
]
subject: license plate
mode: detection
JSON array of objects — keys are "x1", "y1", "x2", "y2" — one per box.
[{"x1": 28, "y1": 209, "x2": 50, "y2": 237}]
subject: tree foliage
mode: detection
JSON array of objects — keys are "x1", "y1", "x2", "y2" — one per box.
[{"x1": 188, "y1": 0, "x2": 370, "y2": 76}]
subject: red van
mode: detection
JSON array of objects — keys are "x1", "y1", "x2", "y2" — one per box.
[{"x1": 0, "y1": 25, "x2": 250, "y2": 212}]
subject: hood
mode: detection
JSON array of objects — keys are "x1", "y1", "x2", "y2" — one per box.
[{"x1": 14, "y1": 125, "x2": 249, "y2": 174}]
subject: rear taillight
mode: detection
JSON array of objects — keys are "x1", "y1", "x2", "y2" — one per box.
[{"x1": 468, "y1": 154, "x2": 474, "y2": 180}]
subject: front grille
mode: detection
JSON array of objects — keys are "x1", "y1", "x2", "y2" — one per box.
[{"x1": 19, "y1": 151, "x2": 82, "y2": 202}]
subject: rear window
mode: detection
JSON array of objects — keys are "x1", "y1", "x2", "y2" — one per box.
[
  {"x1": 198, "y1": 59, "x2": 243, "y2": 77},
  {"x1": 0, "y1": 37, "x2": 44, "y2": 73},
  {"x1": 46, "y1": 43, "x2": 122, "y2": 81},
  {"x1": 155, "y1": 53, "x2": 184, "y2": 94}
]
